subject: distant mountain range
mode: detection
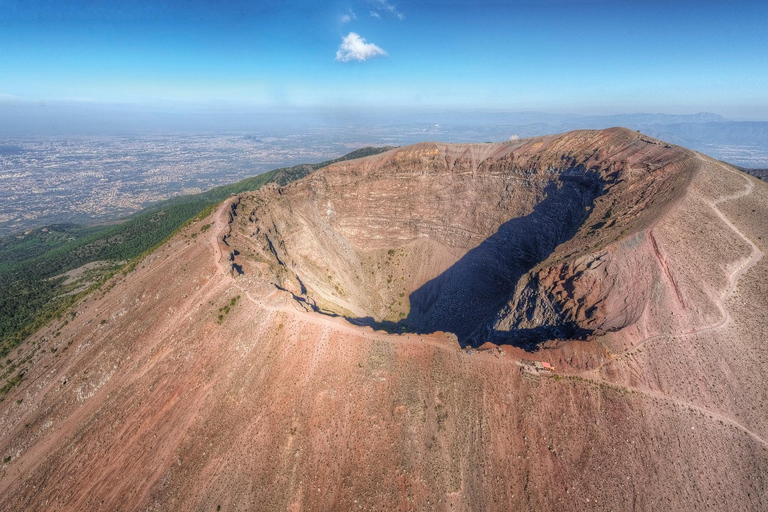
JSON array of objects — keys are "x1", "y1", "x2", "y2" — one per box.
[
  {"x1": 428, "y1": 112, "x2": 768, "y2": 168},
  {"x1": 1, "y1": 100, "x2": 766, "y2": 166},
  {"x1": 737, "y1": 166, "x2": 768, "y2": 181}
]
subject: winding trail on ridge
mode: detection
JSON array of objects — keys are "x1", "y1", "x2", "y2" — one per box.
[
  {"x1": 589, "y1": 157, "x2": 763, "y2": 373},
  {"x1": 582, "y1": 156, "x2": 766, "y2": 447},
  {"x1": 209, "y1": 201, "x2": 231, "y2": 276},
  {"x1": 206, "y1": 156, "x2": 767, "y2": 448}
]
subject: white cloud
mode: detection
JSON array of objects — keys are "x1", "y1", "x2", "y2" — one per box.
[
  {"x1": 371, "y1": 0, "x2": 404, "y2": 20},
  {"x1": 369, "y1": 10, "x2": 380, "y2": 18},
  {"x1": 335, "y1": 32, "x2": 388, "y2": 62}
]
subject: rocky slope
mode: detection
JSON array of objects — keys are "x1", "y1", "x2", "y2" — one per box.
[
  {"x1": 0, "y1": 128, "x2": 766, "y2": 511},
  {"x1": 228, "y1": 128, "x2": 700, "y2": 356}
]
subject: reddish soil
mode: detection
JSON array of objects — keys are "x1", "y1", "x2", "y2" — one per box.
[{"x1": 0, "y1": 128, "x2": 766, "y2": 511}]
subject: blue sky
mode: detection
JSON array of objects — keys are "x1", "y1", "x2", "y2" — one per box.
[{"x1": 1, "y1": 0, "x2": 767, "y2": 119}]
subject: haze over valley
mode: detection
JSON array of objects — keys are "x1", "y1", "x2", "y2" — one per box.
[
  {"x1": 1, "y1": 1, "x2": 767, "y2": 510},
  {"x1": 3, "y1": 110, "x2": 768, "y2": 236}
]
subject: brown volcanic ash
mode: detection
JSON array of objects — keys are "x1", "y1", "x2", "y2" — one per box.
[
  {"x1": 1, "y1": 128, "x2": 767, "y2": 511},
  {"x1": 234, "y1": 128, "x2": 700, "y2": 352}
]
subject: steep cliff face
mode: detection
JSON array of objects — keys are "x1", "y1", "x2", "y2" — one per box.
[
  {"x1": 488, "y1": 158, "x2": 701, "y2": 346},
  {"x1": 491, "y1": 232, "x2": 678, "y2": 343},
  {"x1": 2, "y1": 129, "x2": 767, "y2": 511},
  {"x1": 227, "y1": 128, "x2": 699, "y2": 348}
]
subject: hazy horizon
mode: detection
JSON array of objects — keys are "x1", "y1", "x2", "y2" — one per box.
[
  {"x1": 3, "y1": 0, "x2": 768, "y2": 234},
  {"x1": 0, "y1": 99, "x2": 765, "y2": 137}
]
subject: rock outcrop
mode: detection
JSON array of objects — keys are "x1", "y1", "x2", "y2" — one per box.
[
  {"x1": 2, "y1": 128, "x2": 766, "y2": 511},
  {"x1": 227, "y1": 128, "x2": 699, "y2": 350}
]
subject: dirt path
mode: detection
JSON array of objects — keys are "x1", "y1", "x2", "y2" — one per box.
[
  {"x1": 708, "y1": 159, "x2": 763, "y2": 308},
  {"x1": 207, "y1": 200, "x2": 460, "y2": 353},
  {"x1": 566, "y1": 371, "x2": 768, "y2": 450},
  {"x1": 207, "y1": 161, "x2": 767, "y2": 449},
  {"x1": 578, "y1": 157, "x2": 767, "y2": 448},
  {"x1": 642, "y1": 385, "x2": 768, "y2": 449},
  {"x1": 238, "y1": 284, "x2": 462, "y2": 352},
  {"x1": 210, "y1": 157, "x2": 764, "y2": 364},
  {"x1": 209, "y1": 200, "x2": 232, "y2": 276},
  {"x1": 591, "y1": 157, "x2": 764, "y2": 372}
]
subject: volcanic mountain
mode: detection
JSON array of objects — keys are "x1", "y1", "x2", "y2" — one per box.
[{"x1": 1, "y1": 128, "x2": 766, "y2": 511}]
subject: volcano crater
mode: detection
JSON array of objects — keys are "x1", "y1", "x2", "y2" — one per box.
[{"x1": 227, "y1": 129, "x2": 697, "y2": 350}]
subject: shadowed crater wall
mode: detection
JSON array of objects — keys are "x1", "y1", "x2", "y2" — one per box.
[
  {"x1": 230, "y1": 128, "x2": 697, "y2": 350},
  {"x1": 350, "y1": 174, "x2": 604, "y2": 347}
]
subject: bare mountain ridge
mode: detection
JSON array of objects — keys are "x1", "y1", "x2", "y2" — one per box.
[
  {"x1": 0, "y1": 128, "x2": 766, "y2": 511},
  {"x1": 229, "y1": 128, "x2": 701, "y2": 359}
]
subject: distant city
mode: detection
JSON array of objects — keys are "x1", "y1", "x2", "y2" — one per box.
[
  {"x1": 0, "y1": 132, "x2": 383, "y2": 236},
  {"x1": 2, "y1": 112, "x2": 767, "y2": 236}
]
